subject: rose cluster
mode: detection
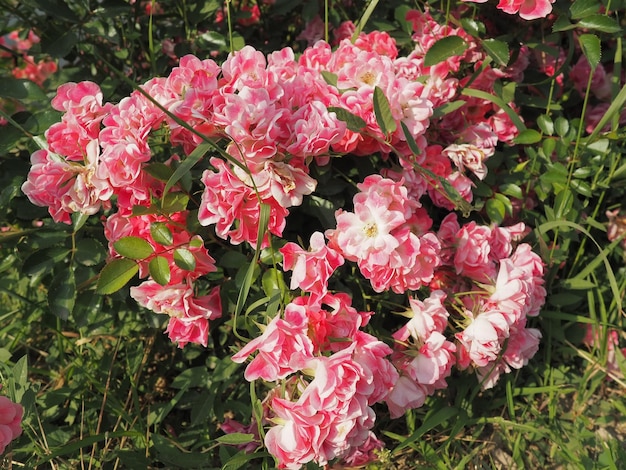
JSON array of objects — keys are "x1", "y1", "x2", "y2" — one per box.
[{"x1": 22, "y1": 8, "x2": 546, "y2": 468}]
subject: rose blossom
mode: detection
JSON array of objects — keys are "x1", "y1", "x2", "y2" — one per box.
[
  {"x1": 280, "y1": 232, "x2": 344, "y2": 302},
  {"x1": 0, "y1": 393, "x2": 23, "y2": 455}
]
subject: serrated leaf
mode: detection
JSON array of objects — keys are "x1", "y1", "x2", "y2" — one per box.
[
  {"x1": 513, "y1": 129, "x2": 542, "y2": 144},
  {"x1": 96, "y1": 259, "x2": 139, "y2": 294},
  {"x1": 578, "y1": 34, "x2": 601, "y2": 70},
  {"x1": 577, "y1": 15, "x2": 622, "y2": 33},
  {"x1": 173, "y1": 248, "x2": 196, "y2": 271},
  {"x1": 48, "y1": 269, "x2": 76, "y2": 321},
  {"x1": 150, "y1": 222, "x2": 173, "y2": 246},
  {"x1": 327, "y1": 106, "x2": 366, "y2": 132},
  {"x1": 424, "y1": 36, "x2": 468, "y2": 67},
  {"x1": 570, "y1": 0, "x2": 601, "y2": 19},
  {"x1": 373, "y1": 86, "x2": 397, "y2": 135},
  {"x1": 114, "y1": 236, "x2": 154, "y2": 260},
  {"x1": 215, "y1": 433, "x2": 255, "y2": 445},
  {"x1": 482, "y1": 39, "x2": 509, "y2": 66},
  {"x1": 149, "y1": 256, "x2": 171, "y2": 286}
]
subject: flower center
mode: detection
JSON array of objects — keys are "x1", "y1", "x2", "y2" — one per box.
[
  {"x1": 363, "y1": 222, "x2": 378, "y2": 237},
  {"x1": 359, "y1": 71, "x2": 376, "y2": 86}
]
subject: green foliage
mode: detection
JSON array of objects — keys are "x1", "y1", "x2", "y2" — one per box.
[{"x1": 1, "y1": 0, "x2": 625, "y2": 468}]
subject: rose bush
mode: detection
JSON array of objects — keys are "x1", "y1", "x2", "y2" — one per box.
[{"x1": 2, "y1": 0, "x2": 626, "y2": 467}]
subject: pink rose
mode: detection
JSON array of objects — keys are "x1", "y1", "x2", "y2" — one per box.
[
  {"x1": 0, "y1": 394, "x2": 23, "y2": 455},
  {"x1": 281, "y1": 232, "x2": 344, "y2": 303},
  {"x1": 231, "y1": 304, "x2": 314, "y2": 382}
]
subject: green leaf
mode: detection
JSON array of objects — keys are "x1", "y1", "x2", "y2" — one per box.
[
  {"x1": 74, "y1": 238, "x2": 106, "y2": 266},
  {"x1": 460, "y1": 18, "x2": 485, "y2": 37},
  {"x1": 11, "y1": 356, "x2": 28, "y2": 401},
  {"x1": 219, "y1": 251, "x2": 248, "y2": 270},
  {"x1": 554, "y1": 188, "x2": 574, "y2": 219},
  {"x1": 499, "y1": 183, "x2": 524, "y2": 199},
  {"x1": 461, "y1": 88, "x2": 526, "y2": 131},
  {"x1": 96, "y1": 259, "x2": 139, "y2": 294},
  {"x1": 35, "y1": 431, "x2": 143, "y2": 466},
  {"x1": 215, "y1": 433, "x2": 255, "y2": 445},
  {"x1": 320, "y1": 71, "x2": 338, "y2": 87},
  {"x1": 163, "y1": 142, "x2": 211, "y2": 194},
  {"x1": 578, "y1": 34, "x2": 601, "y2": 69},
  {"x1": 221, "y1": 452, "x2": 271, "y2": 470},
  {"x1": 42, "y1": 30, "x2": 78, "y2": 58},
  {"x1": 588, "y1": 81, "x2": 626, "y2": 140},
  {"x1": 431, "y1": 100, "x2": 466, "y2": 119},
  {"x1": 234, "y1": 203, "x2": 270, "y2": 317},
  {"x1": 552, "y1": 16, "x2": 576, "y2": 32},
  {"x1": 513, "y1": 129, "x2": 542, "y2": 144},
  {"x1": 394, "y1": 406, "x2": 459, "y2": 452},
  {"x1": 149, "y1": 256, "x2": 171, "y2": 286},
  {"x1": 160, "y1": 192, "x2": 190, "y2": 213},
  {"x1": 327, "y1": 106, "x2": 366, "y2": 132},
  {"x1": 262, "y1": 268, "x2": 285, "y2": 298},
  {"x1": 482, "y1": 39, "x2": 509, "y2": 66},
  {"x1": 373, "y1": 86, "x2": 397, "y2": 135},
  {"x1": 424, "y1": 36, "x2": 468, "y2": 67},
  {"x1": 71, "y1": 212, "x2": 90, "y2": 232},
  {"x1": 144, "y1": 163, "x2": 175, "y2": 182},
  {"x1": 537, "y1": 115, "x2": 554, "y2": 135},
  {"x1": 32, "y1": 0, "x2": 79, "y2": 22},
  {"x1": 538, "y1": 220, "x2": 623, "y2": 317},
  {"x1": 555, "y1": 117, "x2": 570, "y2": 137},
  {"x1": 577, "y1": 15, "x2": 622, "y2": 33},
  {"x1": 113, "y1": 236, "x2": 154, "y2": 260},
  {"x1": 48, "y1": 269, "x2": 76, "y2": 321},
  {"x1": 561, "y1": 278, "x2": 597, "y2": 289},
  {"x1": 486, "y1": 198, "x2": 506, "y2": 224},
  {"x1": 150, "y1": 222, "x2": 173, "y2": 246},
  {"x1": 400, "y1": 121, "x2": 421, "y2": 156},
  {"x1": 570, "y1": 0, "x2": 601, "y2": 19},
  {"x1": 414, "y1": 166, "x2": 473, "y2": 216},
  {"x1": 173, "y1": 248, "x2": 196, "y2": 271},
  {"x1": 0, "y1": 79, "x2": 47, "y2": 101},
  {"x1": 570, "y1": 179, "x2": 592, "y2": 197},
  {"x1": 22, "y1": 247, "x2": 71, "y2": 277}
]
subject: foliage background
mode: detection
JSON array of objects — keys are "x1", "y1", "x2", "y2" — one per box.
[{"x1": 1, "y1": 0, "x2": 626, "y2": 468}]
